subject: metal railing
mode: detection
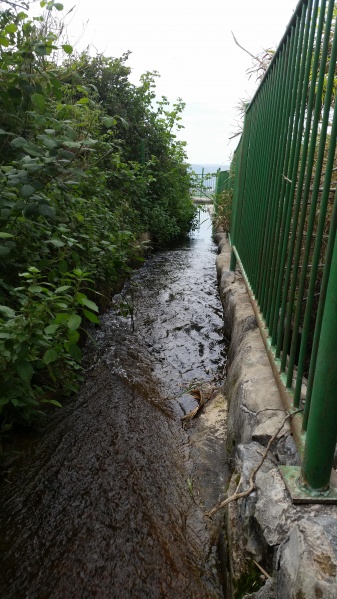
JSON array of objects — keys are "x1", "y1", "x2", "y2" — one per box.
[
  {"x1": 191, "y1": 168, "x2": 230, "y2": 202},
  {"x1": 191, "y1": 168, "x2": 218, "y2": 199},
  {"x1": 229, "y1": 0, "x2": 337, "y2": 500}
]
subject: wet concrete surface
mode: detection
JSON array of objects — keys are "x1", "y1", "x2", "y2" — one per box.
[{"x1": 0, "y1": 211, "x2": 229, "y2": 598}]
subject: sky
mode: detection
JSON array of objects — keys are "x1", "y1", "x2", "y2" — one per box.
[{"x1": 45, "y1": 0, "x2": 298, "y2": 167}]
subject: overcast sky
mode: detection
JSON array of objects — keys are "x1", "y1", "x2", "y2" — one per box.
[{"x1": 54, "y1": 0, "x2": 297, "y2": 166}]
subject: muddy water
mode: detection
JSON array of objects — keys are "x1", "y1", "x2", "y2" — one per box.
[{"x1": 0, "y1": 211, "x2": 229, "y2": 598}]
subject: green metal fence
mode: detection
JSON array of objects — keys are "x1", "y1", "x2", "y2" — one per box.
[
  {"x1": 191, "y1": 168, "x2": 218, "y2": 198},
  {"x1": 191, "y1": 168, "x2": 229, "y2": 200},
  {"x1": 214, "y1": 169, "x2": 230, "y2": 214},
  {"x1": 230, "y1": 0, "x2": 337, "y2": 501}
]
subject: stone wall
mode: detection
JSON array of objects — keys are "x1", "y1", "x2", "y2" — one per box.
[{"x1": 214, "y1": 233, "x2": 337, "y2": 599}]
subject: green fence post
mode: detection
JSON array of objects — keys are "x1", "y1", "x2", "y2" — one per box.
[
  {"x1": 230, "y1": 120, "x2": 248, "y2": 272},
  {"x1": 301, "y1": 231, "x2": 337, "y2": 491}
]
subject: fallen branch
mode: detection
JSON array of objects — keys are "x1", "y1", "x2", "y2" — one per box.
[
  {"x1": 252, "y1": 559, "x2": 271, "y2": 580},
  {"x1": 206, "y1": 410, "x2": 303, "y2": 517},
  {"x1": 181, "y1": 389, "x2": 205, "y2": 422}
]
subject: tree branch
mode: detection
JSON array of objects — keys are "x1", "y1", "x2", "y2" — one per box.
[
  {"x1": 231, "y1": 31, "x2": 265, "y2": 66},
  {"x1": 206, "y1": 410, "x2": 303, "y2": 517},
  {"x1": 1, "y1": 0, "x2": 29, "y2": 10}
]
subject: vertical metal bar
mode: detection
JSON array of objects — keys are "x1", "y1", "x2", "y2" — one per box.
[
  {"x1": 254, "y1": 72, "x2": 277, "y2": 306},
  {"x1": 254, "y1": 79, "x2": 272, "y2": 295},
  {"x1": 282, "y1": 0, "x2": 322, "y2": 386},
  {"x1": 266, "y1": 42, "x2": 294, "y2": 340},
  {"x1": 301, "y1": 230, "x2": 337, "y2": 490},
  {"x1": 293, "y1": 0, "x2": 337, "y2": 405},
  {"x1": 229, "y1": 142, "x2": 242, "y2": 267},
  {"x1": 285, "y1": 0, "x2": 325, "y2": 386},
  {"x1": 230, "y1": 114, "x2": 251, "y2": 270},
  {"x1": 266, "y1": 16, "x2": 301, "y2": 358},
  {"x1": 265, "y1": 3, "x2": 308, "y2": 330},
  {"x1": 303, "y1": 187, "x2": 337, "y2": 429},
  {"x1": 276, "y1": 0, "x2": 332, "y2": 370}
]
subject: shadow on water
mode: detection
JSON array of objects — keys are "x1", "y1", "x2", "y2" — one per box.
[{"x1": 0, "y1": 209, "x2": 230, "y2": 598}]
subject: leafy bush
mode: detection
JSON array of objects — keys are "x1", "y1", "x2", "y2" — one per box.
[
  {"x1": 214, "y1": 188, "x2": 232, "y2": 233},
  {"x1": 0, "y1": 0, "x2": 196, "y2": 429}
]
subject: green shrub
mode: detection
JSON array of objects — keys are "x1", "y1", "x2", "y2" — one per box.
[{"x1": 0, "y1": 1, "x2": 196, "y2": 429}]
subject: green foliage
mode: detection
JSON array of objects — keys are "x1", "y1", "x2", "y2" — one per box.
[
  {"x1": 0, "y1": 267, "x2": 98, "y2": 424},
  {"x1": 0, "y1": 0, "x2": 196, "y2": 429},
  {"x1": 214, "y1": 188, "x2": 232, "y2": 233},
  {"x1": 214, "y1": 168, "x2": 236, "y2": 233}
]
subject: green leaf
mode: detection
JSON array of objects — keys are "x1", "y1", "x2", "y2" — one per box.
[
  {"x1": 102, "y1": 116, "x2": 117, "y2": 128},
  {"x1": 28, "y1": 285, "x2": 43, "y2": 293},
  {"x1": 0, "y1": 232, "x2": 14, "y2": 239},
  {"x1": 24, "y1": 143, "x2": 44, "y2": 157},
  {"x1": 67, "y1": 329, "x2": 80, "y2": 344},
  {"x1": 83, "y1": 309, "x2": 100, "y2": 324},
  {"x1": 0, "y1": 36, "x2": 9, "y2": 47},
  {"x1": 76, "y1": 97, "x2": 89, "y2": 104},
  {"x1": 59, "y1": 149, "x2": 75, "y2": 160},
  {"x1": 44, "y1": 324, "x2": 59, "y2": 335},
  {"x1": 17, "y1": 361, "x2": 34, "y2": 382},
  {"x1": 67, "y1": 313, "x2": 81, "y2": 331},
  {"x1": 31, "y1": 93, "x2": 46, "y2": 113},
  {"x1": 38, "y1": 204, "x2": 55, "y2": 218},
  {"x1": 54, "y1": 313, "x2": 68, "y2": 324},
  {"x1": 34, "y1": 43, "x2": 47, "y2": 56},
  {"x1": 11, "y1": 137, "x2": 27, "y2": 148},
  {"x1": 117, "y1": 116, "x2": 129, "y2": 130},
  {"x1": 55, "y1": 285, "x2": 71, "y2": 293},
  {"x1": 21, "y1": 184, "x2": 35, "y2": 198},
  {"x1": 43, "y1": 348, "x2": 59, "y2": 364},
  {"x1": 46, "y1": 238, "x2": 65, "y2": 247},
  {"x1": 54, "y1": 3, "x2": 64, "y2": 10},
  {"x1": 68, "y1": 343, "x2": 81, "y2": 362},
  {"x1": 37, "y1": 135, "x2": 58, "y2": 149},
  {"x1": 0, "y1": 246, "x2": 11, "y2": 257},
  {"x1": 62, "y1": 44, "x2": 73, "y2": 54},
  {"x1": 63, "y1": 141, "x2": 82, "y2": 149},
  {"x1": 41, "y1": 398, "x2": 62, "y2": 408},
  {"x1": 0, "y1": 305, "x2": 15, "y2": 318},
  {"x1": 23, "y1": 203, "x2": 38, "y2": 218},
  {"x1": 0, "y1": 129, "x2": 15, "y2": 136},
  {"x1": 76, "y1": 295, "x2": 99, "y2": 312},
  {"x1": 5, "y1": 23, "x2": 18, "y2": 33}
]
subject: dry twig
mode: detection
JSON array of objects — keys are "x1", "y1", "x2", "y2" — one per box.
[
  {"x1": 231, "y1": 31, "x2": 263, "y2": 64},
  {"x1": 206, "y1": 410, "x2": 303, "y2": 517},
  {"x1": 252, "y1": 559, "x2": 272, "y2": 580}
]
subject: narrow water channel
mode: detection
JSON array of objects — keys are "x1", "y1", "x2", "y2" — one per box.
[{"x1": 0, "y1": 210, "x2": 229, "y2": 598}]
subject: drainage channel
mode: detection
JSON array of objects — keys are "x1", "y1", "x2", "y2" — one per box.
[{"x1": 0, "y1": 210, "x2": 230, "y2": 598}]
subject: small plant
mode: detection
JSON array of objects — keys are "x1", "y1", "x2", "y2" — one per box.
[
  {"x1": 0, "y1": 267, "x2": 99, "y2": 427},
  {"x1": 214, "y1": 188, "x2": 233, "y2": 233}
]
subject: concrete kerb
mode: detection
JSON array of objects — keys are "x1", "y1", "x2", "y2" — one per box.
[{"x1": 214, "y1": 232, "x2": 337, "y2": 599}]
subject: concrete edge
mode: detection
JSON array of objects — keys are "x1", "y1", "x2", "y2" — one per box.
[{"x1": 215, "y1": 233, "x2": 337, "y2": 599}]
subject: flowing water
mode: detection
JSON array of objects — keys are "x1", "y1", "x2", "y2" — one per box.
[{"x1": 0, "y1": 210, "x2": 229, "y2": 598}]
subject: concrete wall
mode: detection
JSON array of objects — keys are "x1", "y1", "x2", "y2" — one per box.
[{"x1": 214, "y1": 233, "x2": 337, "y2": 599}]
